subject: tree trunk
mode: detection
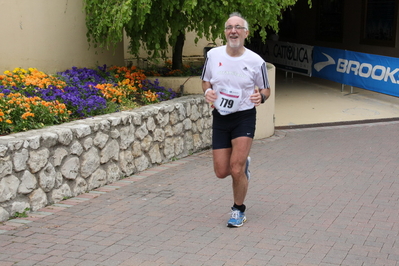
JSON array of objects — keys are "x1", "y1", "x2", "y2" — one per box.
[{"x1": 172, "y1": 31, "x2": 185, "y2": 70}]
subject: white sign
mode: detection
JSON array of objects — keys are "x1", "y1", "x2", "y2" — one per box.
[{"x1": 251, "y1": 41, "x2": 313, "y2": 76}]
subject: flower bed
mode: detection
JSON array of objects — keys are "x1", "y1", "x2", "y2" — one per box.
[{"x1": 0, "y1": 65, "x2": 178, "y2": 135}]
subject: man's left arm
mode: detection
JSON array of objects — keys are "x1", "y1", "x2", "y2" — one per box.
[
  {"x1": 251, "y1": 61, "x2": 271, "y2": 106},
  {"x1": 259, "y1": 88, "x2": 270, "y2": 103},
  {"x1": 250, "y1": 87, "x2": 270, "y2": 106}
]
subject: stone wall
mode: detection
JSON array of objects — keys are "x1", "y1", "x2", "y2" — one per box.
[{"x1": 0, "y1": 95, "x2": 212, "y2": 222}]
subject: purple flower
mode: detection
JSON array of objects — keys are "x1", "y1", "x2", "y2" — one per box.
[
  {"x1": 141, "y1": 79, "x2": 176, "y2": 101},
  {"x1": 1, "y1": 65, "x2": 179, "y2": 121},
  {"x1": 0, "y1": 87, "x2": 11, "y2": 95}
]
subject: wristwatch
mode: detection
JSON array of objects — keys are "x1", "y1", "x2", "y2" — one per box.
[{"x1": 260, "y1": 93, "x2": 267, "y2": 104}]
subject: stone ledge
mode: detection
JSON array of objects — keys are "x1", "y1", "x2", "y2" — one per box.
[{"x1": 0, "y1": 95, "x2": 212, "y2": 222}]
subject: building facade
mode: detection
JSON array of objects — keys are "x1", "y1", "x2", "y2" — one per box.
[{"x1": 271, "y1": 0, "x2": 399, "y2": 58}]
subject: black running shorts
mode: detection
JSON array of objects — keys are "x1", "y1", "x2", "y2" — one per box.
[{"x1": 212, "y1": 107, "x2": 256, "y2": 150}]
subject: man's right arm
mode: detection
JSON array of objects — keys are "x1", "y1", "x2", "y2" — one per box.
[{"x1": 202, "y1": 80, "x2": 212, "y2": 94}]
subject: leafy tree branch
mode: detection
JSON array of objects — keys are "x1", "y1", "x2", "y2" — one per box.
[{"x1": 83, "y1": 0, "x2": 312, "y2": 69}]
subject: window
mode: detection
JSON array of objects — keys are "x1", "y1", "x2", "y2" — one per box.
[
  {"x1": 361, "y1": 0, "x2": 397, "y2": 46},
  {"x1": 316, "y1": 0, "x2": 344, "y2": 42}
]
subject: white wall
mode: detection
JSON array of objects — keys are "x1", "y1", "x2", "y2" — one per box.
[
  {"x1": 124, "y1": 31, "x2": 224, "y2": 66},
  {"x1": 0, "y1": 0, "x2": 124, "y2": 74},
  {"x1": 0, "y1": 0, "x2": 229, "y2": 74}
]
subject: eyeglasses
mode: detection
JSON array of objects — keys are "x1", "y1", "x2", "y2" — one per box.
[{"x1": 225, "y1": 25, "x2": 247, "y2": 31}]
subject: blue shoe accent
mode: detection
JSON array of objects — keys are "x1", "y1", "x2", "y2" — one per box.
[
  {"x1": 245, "y1": 157, "x2": 251, "y2": 181},
  {"x1": 227, "y1": 208, "x2": 247, "y2": 227}
]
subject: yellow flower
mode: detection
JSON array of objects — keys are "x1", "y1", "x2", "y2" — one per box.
[{"x1": 21, "y1": 112, "x2": 35, "y2": 120}]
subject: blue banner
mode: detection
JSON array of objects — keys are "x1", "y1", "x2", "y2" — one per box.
[{"x1": 312, "y1": 46, "x2": 399, "y2": 97}]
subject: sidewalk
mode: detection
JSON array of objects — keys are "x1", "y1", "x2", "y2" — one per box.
[
  {"x1": 274, "y1": 71, "x2": 399, "y2": 127},
  {"x1": 1, "y1": 74, "x2": 399, "y2": 266}
]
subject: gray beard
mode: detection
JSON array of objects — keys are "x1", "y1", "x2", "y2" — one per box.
[{"x1": 228, "y1": 40, "x2": 240, "y2": 48}]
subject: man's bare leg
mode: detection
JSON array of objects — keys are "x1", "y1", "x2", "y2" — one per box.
[
  {"x1": 230, "y1": 137, "x2": 252, "y2": 205},
  {"x1": 212, "y1": 137, "x2": 252, "y2": 204}
]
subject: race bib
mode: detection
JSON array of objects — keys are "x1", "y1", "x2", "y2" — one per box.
[{"x1": 214, "y1": 87, "x2": 242, "y2": 115}]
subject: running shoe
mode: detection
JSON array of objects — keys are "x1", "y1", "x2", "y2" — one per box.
[
  {"x1": 227, "y1": 207, "x2": 247, "y2": 227},
  {"x1": 245, "y1": 156, "x2": 251, "y2": 181}
]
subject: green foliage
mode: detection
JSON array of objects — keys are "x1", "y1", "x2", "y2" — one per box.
[
  {"x1": 83, "y1": 0, "x2": 312, "y2": 64},
  {"x1": 83, "y1": 0, "x2": 133, "y2": 49},
  {"x1": 11, "y1": 208, "x2": 30, "y2": 219}
]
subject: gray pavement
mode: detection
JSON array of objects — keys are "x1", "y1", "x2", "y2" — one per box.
[
  {"x1": 274, "y1": 72, "x2": 399, "y2": 127},
  {"x1": 1, "y1": 120, "x2": 399, "y2": 266}
]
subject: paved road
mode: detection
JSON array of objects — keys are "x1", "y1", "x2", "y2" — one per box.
[{"x1": 1, "y1": 121, "x2": 399, "y2": 266}]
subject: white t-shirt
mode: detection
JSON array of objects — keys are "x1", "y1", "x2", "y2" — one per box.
[{"x1": 201, "y1": 46, "x2": 269, "y2": 114}]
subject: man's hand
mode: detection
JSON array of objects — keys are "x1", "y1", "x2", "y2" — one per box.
[
  {"x1": 205, "y1": 89, "x2": 217, "y2": 104},
  {"x1": 250, "y1": 88, "x2": 262, "y2": 106}
]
